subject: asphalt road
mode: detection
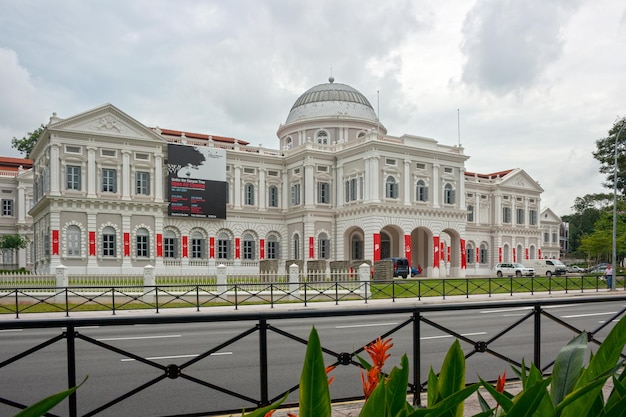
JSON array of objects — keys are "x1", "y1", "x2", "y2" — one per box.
[{"x1": 0, "y1": 300, "x2": 624, "y2": 416}]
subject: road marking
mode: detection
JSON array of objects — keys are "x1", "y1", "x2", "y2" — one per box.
[
  {"x1": 561, "y1": 312, "x2": 617, "y2": 318},
  {"x1": 480, "y1": 307, "x2": 530, "y2": 314},
  {"x1": 421, "y1": 332, "x2": 486, "y2": 340},
  {"x1": 0, "y1": 329, "x2": 23, "y2": 333},
  {"x1": 97, "y1": 335, "x2": 181, "y2": 341},
  {"x1": 121, "y1": 352, "x2": 232, "y2": 362},
  {"x1": 335, "y1": 322, "x2": 397, "y2": 329},
  {"x1": 63, "y1": 326, "x2": 99, "y2": 330}
]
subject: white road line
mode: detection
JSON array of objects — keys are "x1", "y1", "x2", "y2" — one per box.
[
  {"x1": 335, "y1": 322, "x2": 398, "y2": 329},
  {"x1": 121, "y1": 352, "x2": 232, "y2": 362},
  {"x1": 62, "y1": 326, "x2": 100, "y2": 330},
  {"x1": 480, "y1": 307, "x2": 531, "y2": 314},
  {"x1": 561, "y1": 312, "x2": 617, "y2": 318},
  {"x1": 0, "y1": 329, "x2": 23, "y2": 333},
  {"x1": 97, "y1": 334, "x2": 181, "y2": 341},
  {"x1": 421, "y1": 332, "x2": 486, "y2": 340}
]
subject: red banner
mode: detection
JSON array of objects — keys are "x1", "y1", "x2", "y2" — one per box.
[
  {"x1": 373, "y1": 234, "x2": 381, "y2": 261},
  {"x1": 525, "y1": 248, "x2": 529, "y2": 260},
  {"x1": 433, "y1": 236, "x2": 440, "y2": 268},
  {"x1": 538, "y1": 248, "x2": 542, "y2": 259},
  {"x1": 156, "y1": 234, "x2": 163, "y2": 257},
  {"x1": 124, "y1": 233, "x2": 130, "y2": 256},
  {"x1": 260, "y1": 239, "x2": 265, "y2": 259},
  {"x1": 182, "y1": 236, "x2": 188, "y2": 258},
  {"x1": 235, "y1": 238, "x2": 240, "y2": 259},
  {"x1": 447, "y1": 246, "x2": 451, "y2": 262},
  {"x1": 513, "y1": 248, "x2": 517, "y2": 263},
  {"x1": 209, "y1": 237, "x2": 215, "y2": 258},
  {"x1": 476, "y1": 247, "x2": 479, "y2": 263},
  {"x1": 89, "y1": 231, "x2": 96, "y2": 256},
  {"x1": 498, "y1": 247, "x2": 503, "y2": 263},
  {"x1": 309, "y1": 237, "x2": 314, "y2": 259},
  {"x1": 440, "y1": 242, "x2": 445, "y2": 261},
  {"x1": 461, "y1": 239, "x2": 466, "y2": 269},
  {"x1": 52, "y1": 230, "x2": 59, "y2": 255},
  {"x1": 404, "y1": 235, "x2": 411, "y2": 267}
]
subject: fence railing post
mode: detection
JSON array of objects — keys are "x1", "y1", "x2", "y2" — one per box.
[
  {"x1": 217, "y1": 264, "x2": 227, "y2": 294},
  {"x1": 359, "y1": 263, "x2": 371, "y2": 301},
  {"x1": 289, "y1": 263, "x2": 299, "y2": 301},
  {"x1": 142, "y1": 265, "x2": 155, "y2": 304},
  {"x1": 55, "y1": 265, "x2": 68, "y2": 305}
]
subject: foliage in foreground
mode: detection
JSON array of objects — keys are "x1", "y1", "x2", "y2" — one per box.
[{"x1": 243, "y1": 315, "x2": 626, "y2": 417}]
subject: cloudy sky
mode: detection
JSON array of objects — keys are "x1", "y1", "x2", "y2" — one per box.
[{"x1": 1, "y1": 0, "x2": 625, "y2": 216}]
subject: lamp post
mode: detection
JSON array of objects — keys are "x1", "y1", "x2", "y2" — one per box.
[{"x1": 612, "y1": 118, "x2": 626, "y2": 291}]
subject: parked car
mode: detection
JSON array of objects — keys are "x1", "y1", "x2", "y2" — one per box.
[
  {"x1": 383, "y1": 257, "x2": 410, "y2": 279},
  {"x1": 495, "y1": 263, "x2": 535, "y2": 278},
  {"x1": 566, "y1": 265, "x2": 584, "y2": 273},
  {"x1": 588, "y1": 264, "x2": 608, "y2": 274}
]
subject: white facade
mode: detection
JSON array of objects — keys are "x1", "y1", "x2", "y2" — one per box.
[{"x1": 20, "y1": 78, "x2": 556, "y2": 276}]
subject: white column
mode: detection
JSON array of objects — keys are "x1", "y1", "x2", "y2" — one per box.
[
  {"x1": 304, "y1": 163, "x2": 314, "y2": 208},
  {"x1": 154, "y1": 154, "x2": 163, "y2": 201},
  {"x1": 234, "y1": 166, "x2": 241, "y2": 208},
  {"x1": 258, "y1": 169, "x2": 266, "y2": 210},
  {"x1": 458, "y1": 168, "x2": 466, "y2": 210},
  {"x1": 474, "y1": 194, "x2": 480, "y2": 225},
  {"x1": 87, "y1": 146, "x2": 97, "y2": 198},
  {"x1": 17, "y1": 184, "x2": 26, "y2": 224},
  {"x1": 495, "y1": 193, "x2": 502, "y2": 226},
  {"x1": 403, "y1": 160, "x2": 411, "y2": 205},
  {"x1": 370, "y1": 156, "x2": 379, "y2": 203},
  {"x1": 363, "y1": 158, "x2": 370, "y2": 201},
  {"x1": 50, "y1": 144, "x2": 60, "y2": 195},
  {"x1": 122, "y1": 150, "x2": 131, "y2": 200},
  {"x1": 431, "y1": 164, "x2": 440, "y2": 208},
  {"x1": 336, "y1": 165, "x2": 344, "y2": 208}
]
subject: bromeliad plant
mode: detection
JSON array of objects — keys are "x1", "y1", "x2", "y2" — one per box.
[{"x1": 244, "y1": 315, "x2": 626, "y2": 417}]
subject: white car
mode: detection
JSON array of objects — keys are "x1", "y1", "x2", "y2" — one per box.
[{"x1": 495, "y1": 263, "x2": 535, "y2": 277}]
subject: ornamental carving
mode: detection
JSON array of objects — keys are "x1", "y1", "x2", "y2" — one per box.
[{"x1": 93, "y1": 115, "x2": 124, "y2": 133}]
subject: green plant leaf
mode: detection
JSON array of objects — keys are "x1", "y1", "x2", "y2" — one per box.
[
  {"x1": 405, "y1": 384, "x2": 479, "y2": 417},
  {"x1": 385, "y1": 354, "x2": 410, "y2": 417},
  {"x1": 505, "y1": 377, "x2": 553, "y2": 417},
  {"x1": 479, "y1": 378, "x2": 513, "y2": 414},
  {"x1": 241, "y1": 393, "x2": 288, "y2": 417},
  {"x1": 356, "y1": 353, "x2": 373, "y2": 371},
  {"x1": 299, "y1": 327, "x2": 331, "y2": 417},
  {"x1": 550, "y1": 331, "x2": 587, "y2": 405},
  {"x1": 603, "y1": 392, "x2": 626, "y2": 417},
  {"x1": 605, "y1": 373, "x2": 626, "y2": 411},
  {"x1": 436, "y1": 340, "x2": 465, "y2": 417},
  {"x1": 14, "y1": 376, "x2": 87, "y2": 417},
  {"x1": 476, "y1": 390, "x2": 493, "y2": 414},
  {"x1": 428, "y1": 367, "x2": 439, "y2": 407},
  {"x1": 359, "y1": 375, "x2": 387, "y2": 417},
  {"x1": 561, "y1": 316, "x2": 626, "y2": 417}
]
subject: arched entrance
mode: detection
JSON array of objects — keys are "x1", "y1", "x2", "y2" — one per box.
[
  {"x1": 344, "y1": 227, "x2": 365, "y2": 262},
  {"x1": 410, "y1": 227, "x2": 432, "y2": 277},
  {"x1": 379, "y1": 225, "x2": 403, "y2": 259},
  {"x1": 441, "y1": 228, "x2": 462, "y2": 278}
]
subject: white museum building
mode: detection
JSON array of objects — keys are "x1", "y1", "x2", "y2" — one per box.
[{"x1": 0, "y1": 78, "x2": 563, "y2": 276}]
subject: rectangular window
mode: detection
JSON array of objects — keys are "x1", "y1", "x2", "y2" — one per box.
[
  {"x1": 191, "y1": 238, "x2": 205, "y2": 259},
  {"x1": 529, "y1": 210, "x2": 538, "y2": 225},
  {"x1": 544, "y1": 232, "x2": 549, "y2": 243},
  {"x1": 103, "y1": 234, "x2": 116, "y2": 257},
  {"x1": 164, "y1": 237, "x2": 177, "y2": 258},
  {"x1": 503, "y1": 207, "x2": 511, "y2": 223},
  {"x1": 291, "y1": 183, "x2": 301, "y2": 206},
  {"x1": 66, "y1": 165, "x2": 81, "y2": 190},
  {"x1": 345, "y1": 178, "x2": 360, "y2": 202},
  {"x1": 1, "y1": 199, "x2": 13, "y2": 216},
  {"x1": 136, "y1": 235, "x2": 149, "y2": 257},
  {"x1": 516, "y1": 208, "x2": 524, "y2": 225},
  {"x1": 317, "y1": 182, "x2": 330, "y2": 204},
  {"x1": 243, "y1": 240, "x2": 255, "y2": 260},
  {"x1": 268, "y1": 186, "x2": 279, "y2": 207},
  {"x1": 217, "y1": 239, "x2": 230, "y2": 259},
  {"x1": 267, "y1": 240, "x2": 279, "y2": 259},
  {"x1": 135, "y1": 171, "x2": 150, "y2": 195},
  {"x1": 319, "y1": 239, "x2": 330, "y2": 259},
  {"x1": 102, "y1": 168, "x2": 117, "y2": 193}
]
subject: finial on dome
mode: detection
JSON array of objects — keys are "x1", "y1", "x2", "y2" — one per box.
[{"x1": 329, "y1": 76, "x2": 334, "y2": 83}]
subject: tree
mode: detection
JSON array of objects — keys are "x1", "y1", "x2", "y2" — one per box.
[
  {"x1": 0, "y1": 234, "x2": 29, "y2": 268},
  {"x1": 593, "y1": 117, "x2": 626, "y2": 196},
  {"x1": 11, "y1": 124, "x2": 44, "y2": 157}
]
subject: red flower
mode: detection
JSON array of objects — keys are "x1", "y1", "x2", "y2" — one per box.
[
  {"x1": 496, "y1": 371, "x2": 506, "y2": 393},
  {"x1": 365, "y1": 337, "x2": 393, "y2": 369},
  {"x1": 361, "y1": 365, "x2": 380, "y2": 400},
  {"x1": 326, "y1": 365, "x2": 336, "y2": 386}
]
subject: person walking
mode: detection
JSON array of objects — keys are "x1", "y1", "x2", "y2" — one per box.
[{"x1": 604, "y1": 264, "x2": 613, "y2": 290}]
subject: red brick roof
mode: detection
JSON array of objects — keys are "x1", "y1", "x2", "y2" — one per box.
[
  {"x1": 155, "y1": 128, "x2": 250, "y2": 146},
  {"x1": 0, "y1": 156, "x2": 33, "y2": 171}
]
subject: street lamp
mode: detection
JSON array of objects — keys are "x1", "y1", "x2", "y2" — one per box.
[{"x1": 612, "y1": 118, "x2": 626, "y2": 291}]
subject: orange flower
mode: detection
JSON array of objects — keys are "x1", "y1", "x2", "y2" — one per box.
[
  {"x1": 361, "y1": 365, "x2": 381, "y2": 400},
  {"x1": 326, "y1": 365, "x2": 336, "y2": 386},
  {"x1": 365, "y1": 337, "x2": 393, "y2": 369},
  {"x1": 496, "y1": 371, "x2": 506, "y2": 393},
  {"x1": 264, "y1": 411, "x2": 276, "y2": 417}
]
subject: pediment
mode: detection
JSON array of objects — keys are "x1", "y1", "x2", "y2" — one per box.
[
  {"x1": 499, "y1": 169, "x2": 544, "y2": 193},
  {"x1": 540, "y1": 207, "x2": 561, "y2": 223},
  {"x1": 48, "y1": 104, "x2": 164, "y2": 143}
]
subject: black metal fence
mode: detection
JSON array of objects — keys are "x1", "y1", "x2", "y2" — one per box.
[
  {"x1": 1, "y1": 295, "x2": 625, "y2": 417},
  {"x1": 0, "y1": 275, "x2": 620, "y2": 318}
]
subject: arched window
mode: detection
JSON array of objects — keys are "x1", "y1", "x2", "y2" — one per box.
[
  {"x1": 136, "y1": 228, "x2": 150, "y2": 258},
  {"x1": 444, "y1": 183, "x2": 455, "y2": 204},
  {"x1": 190, "y1": 231, "x2": 205, "y2": 259},
  {"x1": 416, "y1": 180, "x2": 428, "y2": 202},
  {"x1": 66, "y1": 225, "x2": 81, "y2": 257},
  {"x1": 385, "y1": 176, "x2": 398, "y2": 199},
  {"x1": 268, "y1": 185, "x2": 279, "y2": 207},
  {"x1": 266, "y1": 235, "x2": 279, "y2": 259},
  {"x1": 242, "y1": 233, "x2": 256, "y2": 260},
  {"x1": 244, "y1": 183, "x2": 255, "y2": 205},
  {"x1": 217, "y1": 232, "x2": 231, "y2": 259},
  {"x1": 285, "y1": 136, "x2": 292, "y2": 150},
  {"x1": 466, "y1": 242, "x2": 475, "y2": 265},
  {"x1": 480, "y1": 244, "x2": 488, "y2": 264},
  {"x1": 351, "y1": 235, "x2": 363, "y2": 260},
  {"x1": 318, "y1": 233, "x2": 330, "y2": 259},
  {"x1": 102, "y1": 226, "x2": 116, "y2": 257},
  {"x1": 316, "y1": 131, "x2": 329, "y2": 145},
  {"x1": 293, "y1": 234, "x2": 300, "y2": 259},
  {"x1": 163, "y1": 230, "x2": 178, "y2": 259}
]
